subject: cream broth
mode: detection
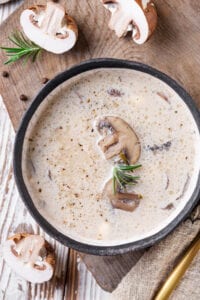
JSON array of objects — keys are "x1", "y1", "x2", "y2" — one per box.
[{"x1": 22, "y1": 69, "x2": 200, "y2": 246}]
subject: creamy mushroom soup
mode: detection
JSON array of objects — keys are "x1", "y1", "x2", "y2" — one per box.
[{"x1": 22, "y1": 69, "x2": 200, "y2": 246}]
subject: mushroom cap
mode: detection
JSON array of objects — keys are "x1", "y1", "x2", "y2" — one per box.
[
  {"x1": 97, "y1": 116, "x2": 141, "y2": 164},
  {"x1": 103, "y1": 179, "x2": 141, "y2": 211},
  {"x1": 102, "y1": 0, "x2": 157, "y2": 44},
  {"x1": 2, "y1": 233, "x2": 55, "y2": 283},
  {"x1": 20, "y1": 2, "x2": 78, "y2": 54}
]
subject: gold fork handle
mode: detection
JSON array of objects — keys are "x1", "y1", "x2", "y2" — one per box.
[{"x1": 154, "y1": 233, "x2": 200, "y2": 300}]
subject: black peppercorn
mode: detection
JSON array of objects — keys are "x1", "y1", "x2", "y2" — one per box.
[
  {"x1": 41, "y1": 77, "x2": 49, "y2": 84},
  {"x1": 19, "y1": 94, "x2": 28, "y2": 101},
  {"x1": 2, "y1": 71, "x2": 9, "y2": 78}
]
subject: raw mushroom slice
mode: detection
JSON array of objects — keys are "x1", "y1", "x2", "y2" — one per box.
[
  {"x1": 2, "y1": 233, "x2": 55, "y2": 283},
  {"x1": 102, "y1": 0, "x2": 157, "y2": 44},
  {"x1": 96, "y1": 116, "x2": 141, "y2": 164},
  {"x1": 20, "y1": 1, "x2": 78, "y2": 54},
  {"x1": 103, "y1": 179, "x2": 142, "y2": 212}
]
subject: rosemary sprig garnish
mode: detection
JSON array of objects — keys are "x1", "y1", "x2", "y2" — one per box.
[
  {"x1": 113, "y1": 164, "x2": 142, "y2": 194},
  {"x1": 0, "y1": 31, "x2": 42, "y2": 65}
]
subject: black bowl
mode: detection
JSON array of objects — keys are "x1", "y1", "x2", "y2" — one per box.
[{"x1": 13, "y1": 59, "x2": 200, "y2": 255}]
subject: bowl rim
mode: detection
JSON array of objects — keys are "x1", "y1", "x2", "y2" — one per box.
[{"x1": 13, "y1": 58, "x2": 200, "y2": 255}]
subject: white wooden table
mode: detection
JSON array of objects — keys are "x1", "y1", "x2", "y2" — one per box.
[{"x1": 0, "y1": 2, "x2": 109, "y2": 299}]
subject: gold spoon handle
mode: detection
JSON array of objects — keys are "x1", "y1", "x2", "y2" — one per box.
[{"x1": 155, "y1": 232, "x2": 200, "y2": 300}]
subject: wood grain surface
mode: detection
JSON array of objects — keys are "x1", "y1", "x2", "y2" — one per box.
[{"x1": 0, "y1": 0, "x2": 200, "y2": 297}]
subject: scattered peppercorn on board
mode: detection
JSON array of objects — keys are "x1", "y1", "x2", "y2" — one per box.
[{"x1": 0, "y1": 0, "x2": 200, "y2": 295}]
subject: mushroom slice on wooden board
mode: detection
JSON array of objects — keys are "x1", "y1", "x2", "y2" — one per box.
[
  {"x1": 102, "y1": 0, "x2": 157, "y2": 44},
  {"x1": 96, "y1": 116, "x2": 141, "y2": 164},
  {"x1": 103, "y1": 179, "x2": 142, "y2": 212},
  {"x1": 20, "y1": 1, "x2": 78, "y2": 54},
  {"x1": 2, "y1": 233, "x2": 55, "y2": 283}
]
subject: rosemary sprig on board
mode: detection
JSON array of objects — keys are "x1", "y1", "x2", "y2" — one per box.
[
  {"x1": 0, "y1": 31, "x2": 42, "y2": 65},
  {"x1": 113, "y1": 164, "x2": 142, "y2": 194}
]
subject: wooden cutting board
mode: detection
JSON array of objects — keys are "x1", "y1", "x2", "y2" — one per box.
[{"x1": 0, "y1": 0, "x2": 200, "y2": 293}]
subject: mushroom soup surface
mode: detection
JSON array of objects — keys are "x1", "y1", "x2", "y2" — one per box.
[{"x1": 22, "y1": 68, "x2": 200, "y2": 246}]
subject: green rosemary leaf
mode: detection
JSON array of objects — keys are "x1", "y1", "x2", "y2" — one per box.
[
  {"x1": 0, "y1": 47, "x2": 21, "y2": 52},
  {"x1": 112, "y1": 164, "x2": 142, "y2": 194},
  {"x1": 24, "y1": 51, "x2": 35, "y2": 64},
  {"x1": 118, "y1": 175, "x2": 140, "y2": 185},
  {"x1": 17, "y1": 31, "x2": 31, "y2": 48},
  {"x1": 118, "y1": 164, "x2": 142, "y2": 171},
  {"x1": 8, "y1": 35, "x2": 22, "y2": 48},
  {"x1": 1, "y1": 31, "x2": 42, "y2": 65},
  {"x1": 118, "y1": 172, "x2": 140, "y2": 181},
  {"x1": 113, "y1": 176, "x2": 116, "y2": 194},
  {"x1": 31, "y1": 48, "x2": 41, "y2": 62},
  {"x1": 4, "y1": 57, "x2": 17, "y2": 65},
  {"x1": 113, "y1": 167, "x2": 123, "y2": 189}
]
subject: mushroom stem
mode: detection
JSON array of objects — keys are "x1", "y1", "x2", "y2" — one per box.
[
  {"x1": 98, "y1": 133, "x2": 118, "y2": 152},
  {"x1": 40, "y1": 2, "x2": 65, "y2": 35},
  {"x1": 14, "y1": 235, "x2": 45, "y2": 264}
]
